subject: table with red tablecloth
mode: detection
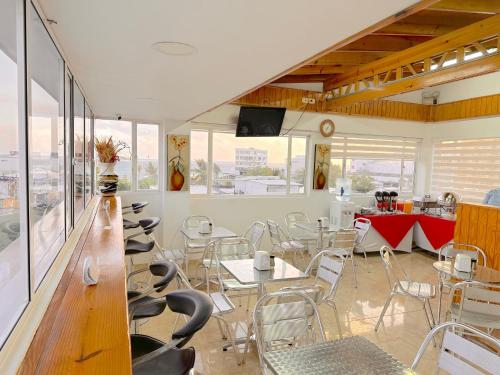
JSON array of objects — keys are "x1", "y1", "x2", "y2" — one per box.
[{"x1": 354, "y1": 213, "x2": 455, "y2": 253}]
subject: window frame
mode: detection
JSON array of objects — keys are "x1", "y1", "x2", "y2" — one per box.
[
  {"x1": 330, "y1": 133, "x2": 420, "y2": 196},
  {"x1": 189, "y1": 129, "x2": 309, "y2": 197}
]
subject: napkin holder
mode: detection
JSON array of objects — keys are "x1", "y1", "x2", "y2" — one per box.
[
  {"x1": 254, "y1": 251, "x2": 271, "y2": 271},
  {"x1": 199, "y1": 221, "x2": 212, "y2": 234},
  {"x1": 454, "y1": 253, "x2": 472, "y2": 272},
  {"x1": 317, "y1": 217, "x2": 329, "y2": 228},
  {"x1": 83, "y1": 257, "x2": 100, "y2": 285}
]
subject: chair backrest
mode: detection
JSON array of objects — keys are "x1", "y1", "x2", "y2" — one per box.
[
  {"x1": 379, "y1": 245, "x2": 408, "y2": 291},
  {"x1": 285, "y1": 212, "x2": 310, "y2": 231},
  {"x1": 439, "y1": 241, "x2": 487, "y2": 267},
  {"x1": 331, "y1": 229, "x2": 357, "y2": 251},
  {"x1": 351, "y1": 218, "x2": 371, "y2": 244},
  {"x1": 411, "y1": 322, "x2": 500, "y2": 374},
  {"x1": 305, "y1": 250, "x2": 345, "y2": 302},
  {"x1": 244, "y1": 221, "x2": 266, "y2": 251},
  {"x1": 267, "y1": 219, "x2": 284, "y2": 246},
  {"x1": 166, "y1": 289, "x2": 213, "y2": 348},
  {"x1": 253, "y1": 291, "x2": 325, "y2": 373},
  {"x1": 216, "y1": 237, "x2": 254, "y2": 261},
  {"x1": 182, "y1": 215, "x2": 212, "y2": 230},
  {"x1": 452, "y1": 281, "x2": 500, "y2": 325},
  {"x1": 149, "y1": 261, "x2": 178, "y2": 293},
  {"x1": 138, "y1": 217, "x2": 161, "y2": 235}
]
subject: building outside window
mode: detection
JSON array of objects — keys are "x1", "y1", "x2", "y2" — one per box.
[{"x1": 190, "y1": 130, "x2": 307, "y2": 196}]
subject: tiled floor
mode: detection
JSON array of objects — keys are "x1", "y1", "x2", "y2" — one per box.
[{"x1": 138, "y1": 249, "x2": 446, "y2": 374}]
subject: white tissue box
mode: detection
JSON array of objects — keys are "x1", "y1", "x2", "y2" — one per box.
[{"x1": 254, "y1": 251, "x2": 270, "y2": 271}]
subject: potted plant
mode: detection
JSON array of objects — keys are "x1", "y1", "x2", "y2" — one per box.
[{"x1": 95, "y1": 136, "x2": 128, "y2": 196}]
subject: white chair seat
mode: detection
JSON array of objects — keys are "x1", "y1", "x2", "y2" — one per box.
[
  {"x1": 328, "y1": 248, "x2": 350, "y2": 257},
  {"x1": 450, "y1": 303, "x2": 500, "y2": 329},
  {"x1": 210, "y1": 292, "x2": 234, "y2": 315},
  {"x1": 397, "y1": 281, "x2": 436, "y2": 298},
  {"x1": 157, "y1": 248, "x2": 185, "y2": 261},
  {"x1": 223, "y1": 278, "x2": 258, "y2": 290},
  {"x1": 280, "y1": 241, "x2": 305, "y2": 250}
]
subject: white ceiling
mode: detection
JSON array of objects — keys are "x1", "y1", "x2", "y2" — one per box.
[{"x1": 38, "y1": 0, "x2": 419, "y2": 125}]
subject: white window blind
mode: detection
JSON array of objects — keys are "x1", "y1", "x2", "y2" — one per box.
[
  {"x1": 331, "y1": 135, "x2": 419, "y2": 160},
  {"x1": 431, "y1": 138, "x2": 500, "y2": 202}
]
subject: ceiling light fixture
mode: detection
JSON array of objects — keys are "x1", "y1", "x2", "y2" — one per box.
[{"x1": 152, "y1": 41, "x2": 197, "y2": 56}]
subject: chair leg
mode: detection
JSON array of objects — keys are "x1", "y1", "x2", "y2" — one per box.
[
  {"x1": 375, "y1": 293, "x2": 393, "y2": 331},
  {"x1": 426, "y1": 298, "x2": 436, "y2": 326},
  {"x1": 246, "y1": 290, "x2": 252, "y2": 312},
  {"x1": 331, "y1": 303, "x2": 343, "y2": 339},
  {"x1": 351, "y1": 254, "x2": 358, "y2": 288},
  {"x1": 422, "y1": 301, "x2": 437, "y2": 348}
]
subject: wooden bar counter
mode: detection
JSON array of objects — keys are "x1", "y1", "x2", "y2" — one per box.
[
  {"x1": 19, "y1": 197, "x2": 131, "y2": 374},
  {"x1": 454, "y1": 202, "x2": 500, "y2": 271}
]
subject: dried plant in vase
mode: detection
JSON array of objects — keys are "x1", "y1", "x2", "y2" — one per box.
[{"x1": 94, "y1": 136, "x2": 129, "y2": 196}]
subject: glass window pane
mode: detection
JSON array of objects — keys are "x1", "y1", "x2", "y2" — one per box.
[
  {"x1": 290, "y1": 137, "x2": 306, "y2": 194},
  {"x1": 84, "y1": 103, "x2": 92, "y2": 205},
  {"x1": 190, "y1": 130, "x2": 208, "y2": 194},
  {"x1": 64, "y1": 73, "x2": 72, "y2": 234},
  {"x1": 212, "y1": 133, "x2": 288, "y2": 195},
  {"x1": 0, "y1": 0, "x2": 29, "y2": 347},
  {"x1": 28, "y1": 4, "x2": 66, "y2": 288},
  {"x1": 94, "y1": 119, "x2": 132, "y2": 191},
  {"x1": 329, "y1": 158, "x2": 343, "y2": 192},
  {"x1": 402, "y1": 160, "x2": 415, "y2": 193},
  {"x1": 346, "y1": 159, "x2": 401, "y2": 194},
  {"x1": 73, "y1": 84, "x2": 84, "y2": 220},
  {"x1": 137, "y1": 123, "x2": 159, "y2": 190}
]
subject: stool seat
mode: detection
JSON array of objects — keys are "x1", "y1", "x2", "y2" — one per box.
[
  {"x1": 123, "y1": 218, "x2": 140, "y2": 230},
  {"x1": 131, "y1": 334, "x2": 195, "y2": 375},
  {"x1": 128, "y1": 291, "x2": 167, "y2": 320},
  {"x1": 125, "y1": 239, "x2": 155, "y2": 255}
]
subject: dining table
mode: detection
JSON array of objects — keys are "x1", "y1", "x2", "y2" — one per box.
[
  {"x1": 433, "y1": 260, "x2": 500, "y2": 323},
  {"x1": 180, "y1": 226, "x2": 237, "y2": 241},
  {"x1": 263, "y1": 335, "x2": 408, "y2": 375},
  {"x1": 295, "y1": 222, "x2": 340, "y2": 253}
]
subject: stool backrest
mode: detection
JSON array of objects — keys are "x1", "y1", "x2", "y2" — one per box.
[
  {"x1": 150, "y1": 261, "x2": 178, "y2": 292},
  {"x1": 139, "y1": 217, "x2": 161, "y2": 235}
]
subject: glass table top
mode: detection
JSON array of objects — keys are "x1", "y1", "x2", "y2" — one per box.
[{"x1": 433, "y1": 261, "x2": 500, "y2": 283}]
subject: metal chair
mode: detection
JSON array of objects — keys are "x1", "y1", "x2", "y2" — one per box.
[
  {"x1": 182, "y1": 215, "x2": 213, "y2": 277},
  {"x1": 437, "y1": 241, "x2": 488, "y2": 321},
  {"x1": 131, "y1": 289, "x2": 213, "y2": 375},
  {"x1": 375, "y1": 246, "x2": 436, "y2": 340},
  {"x1": 280, "y1": 250, "x2": 346, "y2": 338},
  {"x1": 449, "y1": 280, "x2": 500, "y2": 334},
  {"x1": 253, "y1": 290, "x2": 326, "y2": 374},
  {"x1": 242, "y1": 221, "x2": 266, "y2": 251},
  {"x1": 349, "y1": 217, "x2": 371, "y2": 261},
  {"x1": 123, "y1": 201, "x2": 149, "y2": 230},
  {"x1": 174, "y1": 264, "x2": 247, "y2": 365},
  {"x1": 327, "y1": 229, "x2": 358, "y2": 287},
  {"x1": 153, "y1": 224, "x2": 186, "y2": 266},
  {"x1": 127, "y1": 260, "x2": 178, "y2": 326},
  {"x1": 285, "y1": 212, "x2": 318, "y2": 252},
  {"x1": 411, "y1": 322, "x2": 500, "y2": 374},
  {"x1": 267, "y1": 219, "x2": 305, "y2": 265}
]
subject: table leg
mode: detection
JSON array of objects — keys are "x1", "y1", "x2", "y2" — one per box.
[{"x1": 437, "y1": 279, "x2": 443, "y2": 324}]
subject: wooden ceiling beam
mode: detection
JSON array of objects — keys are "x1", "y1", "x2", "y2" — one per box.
[
  {"x1": 272, "y1": 75, "x2": 332, "y2": 83},
  {"x1": 324, "y1": 14, "x2": 500, "y2": 91},
  {"x1": 288, "y1": 65, "x2": 349, "y2": 75},
  {"x1": 310, "y1": 51, "x2": 393, "y2": 66},
  {"x1": 373, "y1": 22, "x2": 457, "y2": 37},
  {"x1": 429, "y1": 0, "x2": 500, "y2": 15},
  {"x1": 338, "y1": 35, "x2": 433, "y2": 52}
]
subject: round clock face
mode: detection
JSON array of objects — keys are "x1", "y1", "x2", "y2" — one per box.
[{"x1": 320, "y1": 119, "x2": 335, "y2": 137}]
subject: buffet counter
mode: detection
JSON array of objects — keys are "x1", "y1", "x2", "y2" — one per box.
[{"x1": 355, "y1": 212, "x2": 455, "y2": 253}]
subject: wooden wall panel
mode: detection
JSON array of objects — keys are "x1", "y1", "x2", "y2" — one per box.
[
  {"x1": 430, "y1": 93, "x2": 500, "y2": 122},
  {"x1": 454, "y1": 202, "x2": 500, "y2": 270}
]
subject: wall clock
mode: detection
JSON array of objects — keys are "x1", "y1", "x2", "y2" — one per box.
[{"x1": 320, "y1": 119, "x2": 335, "y2": 137}]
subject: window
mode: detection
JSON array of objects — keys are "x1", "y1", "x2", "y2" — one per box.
[
  {"x1": 28, "y1": 3, "x2": 66, "y2": 288},
  {"x1": 0, "y1": 0, "x2": 29, "y2": 347},
  {"x1": 137, "y1": 123, "x2": 159, "y2": 190},
  {"x1": 431, "y1": 138, "x2": 500, "y2": 202},
  {"x1": 64, "y1": 72, "x2": 73, "y2": 235},
  {"x1": 190, "y1": 130, "x2": 307, "y2": 196},
  {"x1": 94, "y1": 119, "x2": 132, "y2": 191},
  {"x1": 84, "y1": 103, "x2": 93, "y2": 204},
  {"x1": 73, "y1": 83, "x2": 85, "y2": 220},
  {"x1": 330, "y1": 135, "x2": 419, "y2": 194}
]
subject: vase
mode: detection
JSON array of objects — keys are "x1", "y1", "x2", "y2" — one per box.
[
  {"x1": 315, "y1": 168, "x2": 326, "y2": 190},
  {"x1": 170, "y1": 165, "x2": 185, "y2": 191},
  {"x1": 98, "y1": 162, "x2": 118, "y2": 197}
]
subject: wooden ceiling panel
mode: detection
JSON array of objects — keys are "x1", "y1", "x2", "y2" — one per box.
[
  {"x1": 310, "y1": 51, "x2": 392, "y2": 66},
  {"x1": 339, "y1": 35, "x2": 433, "y2": 52},
  {"x1": 429, "y1": 0, "x2": 500, "y2": 14},
  {"x1": 273, "y1": 74, "x2": 333, "y2": 83}
]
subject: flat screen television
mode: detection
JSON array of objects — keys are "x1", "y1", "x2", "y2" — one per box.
[{"x1": 236, "y1": 106, "x2": 286, "y2": 137}]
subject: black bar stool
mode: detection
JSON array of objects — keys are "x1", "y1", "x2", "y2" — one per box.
[
  {"x1": 131, "y1": 289, "x2": 213, "y2": 375},
  {"x1": 123, "y1": 201, "x2": 149, "y2": 230}
]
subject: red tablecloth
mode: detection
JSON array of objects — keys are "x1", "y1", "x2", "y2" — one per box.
[
  {"x1": 416, "y1": 214, "x2": 455, "y2": 249},
  {"x1": 355, "y1": 213, "x2": 455, "y2": 249},
  {"x1": 355, "y1": 213, "x2": 419, "y2": 248}
]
